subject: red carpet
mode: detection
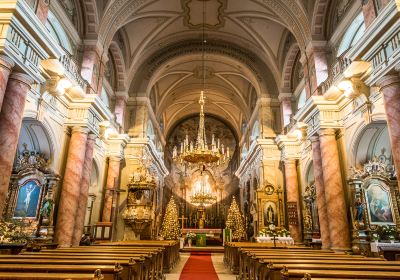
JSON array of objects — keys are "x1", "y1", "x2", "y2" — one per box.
[{"x1": 179, "y1": 253, "x2": 219, "y2": 280}]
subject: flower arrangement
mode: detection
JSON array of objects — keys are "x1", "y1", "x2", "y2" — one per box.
[
  {"x1": 380, "y1": 225, "x2": 397, "y2": 240},
  {"x1": 186, "y1": 232, "x2": 196, "y2": 240},
  {"x1": 0, "y1": 220, "x2": 32, "y2": 244},
  {"x1": 370, "y1": 232, "x2": 380, "y2": 242},
  {"x1": 259, "y1": 227, "x2": 291, "y2": 237},
  {"x1": 277, "y1": 228, "x2": 290, "y2": 237}
]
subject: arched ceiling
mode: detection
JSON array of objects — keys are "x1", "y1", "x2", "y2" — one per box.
[{"x1": 99, "y1": 0, "x2": 312, "y2": 138}]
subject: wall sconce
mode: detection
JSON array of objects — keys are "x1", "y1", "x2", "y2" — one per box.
[{"x1": 338, "y1": 78, "x2": 368, "y2": 99}]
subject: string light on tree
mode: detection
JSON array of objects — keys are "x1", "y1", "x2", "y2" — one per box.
[
  {"x1": 159, "y1": 197, "x2": 181, "y2": 240},
  {"x1": 226, "y1": 197, "x2": 246, "y2": 241}
]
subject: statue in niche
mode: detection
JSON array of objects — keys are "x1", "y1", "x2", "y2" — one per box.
[{"x1": 354, "y1": 197, "x2": 365, "y2": 223}]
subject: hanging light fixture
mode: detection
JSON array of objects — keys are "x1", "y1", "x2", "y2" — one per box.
[
  {"x1": 172, "y1": 0, "x2": 230, "y2": 208},
  {"x1": 172, "y1": 0, "x2": 231, "y2": 172}
]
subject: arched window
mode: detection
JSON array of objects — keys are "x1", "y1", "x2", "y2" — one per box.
[
  {"x1": 45, "y1": 11, "x2": 73, "y2": 53},
  {"x1": 297, "y1": 88, "x2": 307, "y2": 110},
  {"x1": 337, "y1": 13, "x2": 365, "y2": 57}
]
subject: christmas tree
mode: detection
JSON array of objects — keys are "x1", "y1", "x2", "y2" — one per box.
[
  {"x1": 160, "y1": 196, "x2": 181, "y2": 240},
  {"x1": 226, "y1": 197, "x2": 246, "y2": 241}
]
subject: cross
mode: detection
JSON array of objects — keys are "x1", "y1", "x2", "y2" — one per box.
[{"x1": 178, "y1": 214, "x2": 188, "y2": 230}]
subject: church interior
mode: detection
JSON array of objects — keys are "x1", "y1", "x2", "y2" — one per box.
[{"x1": 0, "y1": 0, "x2": 400, "y2": 279}]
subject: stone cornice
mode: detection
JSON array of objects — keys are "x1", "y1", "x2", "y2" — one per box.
[
  {"x1": 275, "y1": 134, "x2": 301, "y2": 161},
  {"x1": 126, "y1": 138, "x2": 169, "y2": 178}
]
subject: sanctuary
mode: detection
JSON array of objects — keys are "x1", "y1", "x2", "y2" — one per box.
[{"x1": 0, "y1": 0, "x2": 399, "y2": 279}]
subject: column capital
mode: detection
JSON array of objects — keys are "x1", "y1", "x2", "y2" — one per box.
[
  {"x1": 309, "y1": 134, "x2": 321, "y2": 143},
  {"x1": 284, "y1": 158, "x2": 297, "y2": 165},
  {"x1": 318, "y1": 128, "x2": 336, "y2": 137},
  {"x1": 71, "y1": 126, "x2": 90, "y2": 134},
  {"x1": 376, "y1": 74, "x2": 400, "y2": 90},
  {"x1": 278, "y1": 92, "x2": 292, "y2": 102},
  {"x1": 87, "y1": 133, "x2": 97, "y2": 142},
  {"x1": 9, "y1": 72, "x2": 34, "y2": 87},
  {"x1": 0, "y1": 55, "x2": 14, "y2": 71},
  {"x1": 108, "y1": 155, "x2": 123, "y2": 162}
]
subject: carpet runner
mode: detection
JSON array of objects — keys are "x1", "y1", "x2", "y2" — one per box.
[{"x1": 179, "y1": 253, "x2": 219, "y2": 280}]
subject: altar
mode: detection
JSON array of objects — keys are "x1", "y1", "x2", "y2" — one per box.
[{"x1": 182, "y1": 228, "x2": 222, "y2": 246}]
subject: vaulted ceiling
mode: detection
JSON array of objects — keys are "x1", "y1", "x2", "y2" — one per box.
[{"x1": 99, "y1": 0, "x2": 312, "y2": 138}]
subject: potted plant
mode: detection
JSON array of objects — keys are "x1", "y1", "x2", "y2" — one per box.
[
  {"x1": 381, "y1": 225, "x2": 397, "y2": 243},
  {"x1": 370, "y1": 232, "x2": 380, "y2": 242},
  {"x1": 186, "y1": 232, "x2": 196, "y2": 247}
]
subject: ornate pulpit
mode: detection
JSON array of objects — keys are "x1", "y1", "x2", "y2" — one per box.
[{"x1": 122, "y1": 166, "x2": 156, "y2": 240}]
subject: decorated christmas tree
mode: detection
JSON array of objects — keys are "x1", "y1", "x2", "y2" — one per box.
[
  {"x1": 226, "y1": 197, "x2": 246, "y2": 241},
  {"x1": 160, "y1": 196, "x2": 181, "y2": 240}
]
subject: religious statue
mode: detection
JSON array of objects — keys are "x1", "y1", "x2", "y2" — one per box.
[{"x1": 354, "y1": 197, "x2": 365, "y2": 223}]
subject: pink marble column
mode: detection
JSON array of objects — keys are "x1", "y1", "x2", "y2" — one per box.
[
  {"x1": 378, "y1": 75, "x2": 400, "y2": 189},
  {"x1": 362, "y1": 0, "x2": 377, "y2": 27},
  {"x1": 80, "y1": 46, "x2": 103, "y2": 95},
  {"x1": 0, "y1": 55, "x2": 15, "y2": 110},
  {"x1": 71, "y1": 134, "x2": 96, "y2": 246},
  {"x1": 54, "y1": 127, "x2": 89, "y2": 247},
  {"x1": 280, "y1": 97, "x2": 292, "y2": 127},
  {"x1": 319, "y1": 128, "x2": 351, "y2": 251},
  {"x1": 35, "y1": 0, "x2": 50, "y2": 24},
  {"x1": 0, "y1": 73, "x2": 34, "y2": 217},
  {"x1": 114, "y1": 96, "x2": 127, "y2": 131},
  {"x1": 284, "y1": 159, "x2": 302, "y2": 243},
  {"x1": 310, "y1": 135, "x2": 331, "y2": 249},
  {"x1": 102, "y1": 156, "x2": 121, "y2": 222}
]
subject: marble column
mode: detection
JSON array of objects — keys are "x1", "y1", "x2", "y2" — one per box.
[
  {"x1": 279, "y1": 95, "x2": 292, "y2": 127},
  {"x1": 0, "y1": 55, "x2": 15, "y2": 110},
  {"x1": 114, "y1": 95, "x2": 127, "y2": 131},
  {"x1": 284, "y1": 159, "x2": 302, "y2": 243},
  {"x1": 71, "y1": 134, "x2": 96, "y2": 246},
  {"x1": 102, "y1": 156, "x2": 121, "y2": 222},
  {"x1": 310, "y1": 136, "x2": 331, "y2": 249},
  {"x1": 377, "y1": 75, "x2": 400, "y2": 189},
  {"x1": 319, "y1": 128, "x2": 351, "y2": 250},
  {"x1": 0, "y1": 73, "x2": 34, "y2": 217},
  {"x1": 35, "y1": 0, "x2": 50, "y2": 24},
  {"x1": 54, "y1": 127, "x2": 89, "y2": 247}
]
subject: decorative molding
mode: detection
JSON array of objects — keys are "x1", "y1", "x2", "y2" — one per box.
[{"x1": 181, "y1": 0, "x2": 227, "y2": 30}]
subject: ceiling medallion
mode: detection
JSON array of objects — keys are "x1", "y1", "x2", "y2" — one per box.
[{"x1": 182, "y1": 0, "x2": 227, "y2": 30}]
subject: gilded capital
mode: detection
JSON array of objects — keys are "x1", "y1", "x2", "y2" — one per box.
[{"x1": 318, "y1": 128, "x2": 336, "y2": 137}]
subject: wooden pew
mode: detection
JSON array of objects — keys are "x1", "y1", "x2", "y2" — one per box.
[
  {"x1": 39, "y1": 246, "x2": 163, "y2": 279},
  {"x1": 0, "y1": 269, "x2": 105, "y2": 280},
  {"x1": 96, "y1": 240, "x2": 180, "y2": 272},
  {"x1": 21, "y1": 251, "x2": 152, "y2": 280},
  {"x1": 0, "y1": 264, "x2": 122, "y2": 280}
]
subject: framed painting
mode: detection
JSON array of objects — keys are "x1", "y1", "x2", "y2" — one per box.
[
  {"x1": 262, "y1": 200, "x2": 278, "y2": 227},
  {"x1": 364, "y1": 182, "x2": 395, "y2": 225},
  {"x1": 14, "y1": 179, "x2": 42, "y2": 218}
]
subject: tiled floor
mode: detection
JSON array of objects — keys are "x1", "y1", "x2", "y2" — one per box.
[{"x1": 165, "y1": 253, "x2": 236, "y2": 280}]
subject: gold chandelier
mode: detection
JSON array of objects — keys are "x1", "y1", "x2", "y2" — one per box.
[{"x1": 172, "y1": 90, "x2": 230, "y2": 169}]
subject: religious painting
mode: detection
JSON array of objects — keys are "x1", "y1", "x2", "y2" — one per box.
[
  {"x1": 14, "y1": 180, "x2": 42, "y2": 218},
  {"x1": 364, "y1": 183, "x2": 395, "y2": 225},
  {"x1": 263, "y1": 201, "x2": 278, "y2": 227}
]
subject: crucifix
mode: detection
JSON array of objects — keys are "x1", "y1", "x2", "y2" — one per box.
[{"x1": 178, "y1": 214, "x2": 188, "y2": 230}]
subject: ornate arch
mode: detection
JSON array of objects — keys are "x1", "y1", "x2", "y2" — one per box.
[
  {"x1": 109, "y1": 41, "x2": 127, "y2": 91},
  {"x1": 82, "y1": 0, "x2": 100, "y2": 37},
  {"x1": 281, "y1": 43, "x2": 300, "y2": 91},
  {"x1": 311, "y1": 0, "x2": 330, "y2": 39}
]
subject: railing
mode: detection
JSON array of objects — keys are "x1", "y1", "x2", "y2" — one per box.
[
  {"x1": 319, "y1": 50, "x2": 352, "y2": 94},
  {"x1": 58, "y1": 51, "x2": 88, "y2": 91}
]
